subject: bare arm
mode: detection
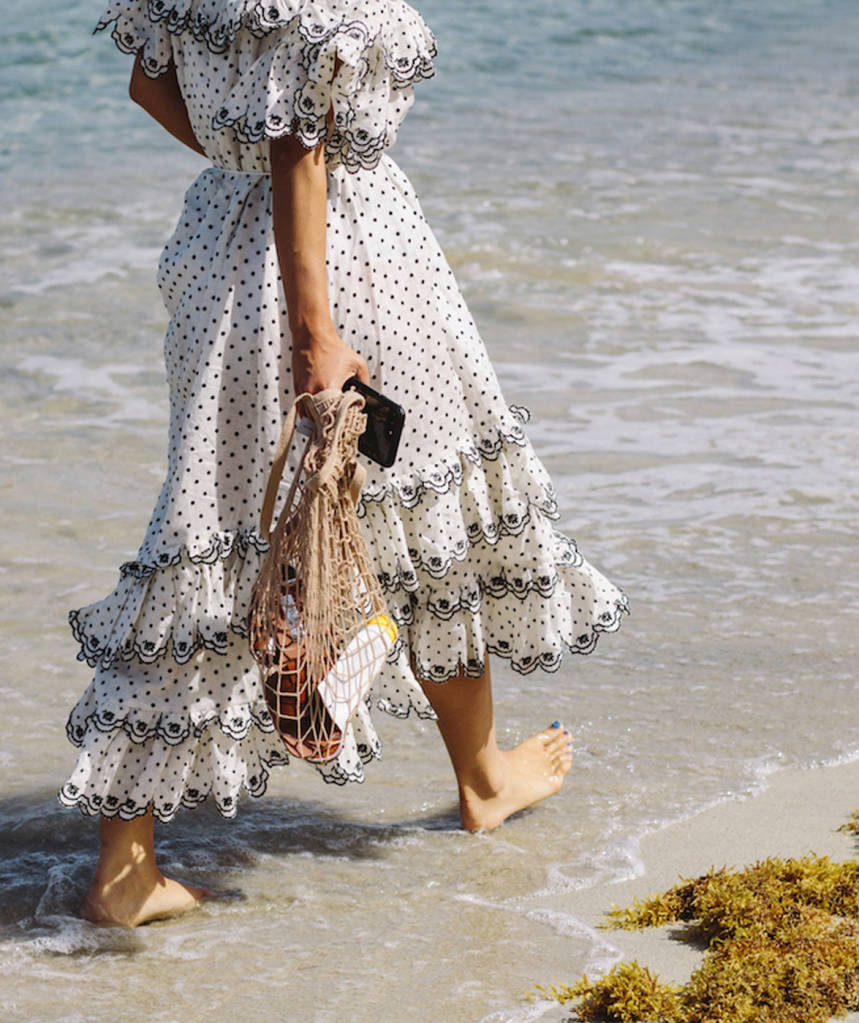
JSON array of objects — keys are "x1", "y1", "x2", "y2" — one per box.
[
  {"x1": 129, "y1": 54, "x2": 205, "y2": 156},
  {"x1": 129, "y1": 50, "x2": 362, "y2": 394},
  {"x1": 270, "y1": 134, "x2": 369, "y2": 394}
]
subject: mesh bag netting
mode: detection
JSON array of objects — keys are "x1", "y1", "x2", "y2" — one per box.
[{"x1": 248, "y1": 389, "x2": 397, "y2": 763}]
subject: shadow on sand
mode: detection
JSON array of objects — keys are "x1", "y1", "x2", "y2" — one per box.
[{"x1": 0, "y1": 787, "x2": 462, "y2": 951}]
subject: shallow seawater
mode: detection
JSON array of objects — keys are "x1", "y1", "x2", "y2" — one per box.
[{"x1": 1, "y1": 0, "x2": 858, "y2": 1020}]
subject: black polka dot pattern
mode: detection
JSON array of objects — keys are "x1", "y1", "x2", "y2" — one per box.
[
  {"x1": 59, "y1": 633, "x2": 382, "y2": 820},
  {"x1": 61, "y1": 0, "x2": 628, "y2": 822},
  {"x1": 97, "y1": 0, "x2": 437, "y2": 172}
]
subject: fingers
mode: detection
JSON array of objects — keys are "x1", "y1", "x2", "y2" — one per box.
[
  {"x1": 339, "y1": 351, "x2": 369, "y2": 390},
  {"x1": 291, "y1": 331, "x2": 370, "y2": 395},
  {"x1": 353, "y1": 353, "x2": 371, "y2": 385}
]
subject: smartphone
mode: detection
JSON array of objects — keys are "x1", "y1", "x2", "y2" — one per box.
[{"x1": 343, "y1": 377, "x2": 405, "y2": 468}]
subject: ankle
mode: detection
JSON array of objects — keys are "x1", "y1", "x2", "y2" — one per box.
[
  {"x1": 93, "y1": 841, "x2": 160, "y2": 890},
  {"x1": 457, "y1": 753, "x2": 508, "y2": 804}
]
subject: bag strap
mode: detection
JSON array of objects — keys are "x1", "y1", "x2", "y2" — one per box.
[
  {"x1": 258, "y1": 389, "x2": 367, "y2": 539},
  {"x1": 259, "y1": 394, "x2": 306, "y2": 539}
]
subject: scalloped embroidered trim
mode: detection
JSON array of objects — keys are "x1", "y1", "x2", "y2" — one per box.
[
  {"x1": 68, "y1": 603, "x2": 251, "y2": 669},
  {"x1": 358, "y1": 412, "x2": 550, "y2": 510},
  {"x1": 65, "y1": 701, "x2": 276, "y2": 748},
  {"x1": 58, "y1": 753, "x2": 287, "y2": 822},
  {"x1": 58, "y1": 706, "x2": 379, "y2": 819},
  {"x1": 69, "y1": 518, "x2": 591, "y2": 672},
  {"x1": 98, "y1": 0, "x2": 436, "y2": 62},
  {"x1": 68, "y1": 414, "x2": 570, "y2": 671},
  {"x1": 406, "y1": 599, "x2": 629, "y2": 683},
  {"x1": 382, "y1": 563, "x2": 629, "y2": 682},
  {"x1": 96, "y1": 1, "x2": 437, "y2": 169},
  {"x1": 376, "y1": 507, "x2": 534, "y2": 593},
  {"x1": 122, "y1": 527, "x2": 269, "y2": 576},
  {"x1": 208, "y1": 6, "x2": 436, "y2": 170}
]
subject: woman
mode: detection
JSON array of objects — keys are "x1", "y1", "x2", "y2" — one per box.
[{"x1": 61, "y1": 0, "x2": 627, "y2": 926}]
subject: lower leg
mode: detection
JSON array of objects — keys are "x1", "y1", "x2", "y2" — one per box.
[
  {"x1": 83, "y1": 809, "x2": 205, "y2": 927},
  {"x1": 418, "y1": 657, "x2": 573, "y2": 832}
]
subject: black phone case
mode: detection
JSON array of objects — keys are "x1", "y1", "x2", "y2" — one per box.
[{"x1": 343, "y1": 377, "x2": 405, "y2": 468}]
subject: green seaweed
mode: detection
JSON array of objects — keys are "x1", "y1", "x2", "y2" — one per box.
[{"x1": 540, "y1": 815, "x2": 859, "y2": 1022}]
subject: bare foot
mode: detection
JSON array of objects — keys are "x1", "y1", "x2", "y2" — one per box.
[
  {"x1": 83, "y1": 871, "x2": 208, "y2": 927},
  {"x1": 459, "y1": 722, "x2": 573, "y2": 832}
]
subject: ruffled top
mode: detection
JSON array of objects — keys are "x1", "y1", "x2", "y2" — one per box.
[{"x1": 96, "y1": 0, "x2": 437, "y2": 171}]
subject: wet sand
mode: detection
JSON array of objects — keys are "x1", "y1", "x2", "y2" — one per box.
[
  {"x1": 4, "y1": 3, "x2": 859, "y2": 1020},
  {"x1": 534, "y1": 758, "x2": 859, "y2": 1022}
]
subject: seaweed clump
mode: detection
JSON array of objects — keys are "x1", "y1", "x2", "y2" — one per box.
[
  {"x1": 841, "y1": 809, "x2": 859, "y2": 837},
  {"x1": 538, "y1": 961, "x2": 682, "y2": 1022},
  {"x1": 540, "y1": 849, "x2": 859, "y2": 1022}
]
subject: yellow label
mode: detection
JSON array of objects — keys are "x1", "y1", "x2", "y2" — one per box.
[{"x1": 367, "y1": 613, "x2": 398, "y2": 644}]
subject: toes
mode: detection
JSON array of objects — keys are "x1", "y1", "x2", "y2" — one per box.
[
  {"x1": 542, "y1": 724, "x2": 570, "y2": 755},
  {"x1": 549, "y1": 731, "x2": 574, "y2": 775},
  {"x1": 540, "y1": 720, "x2": 565, "y2": 744},
  {"x1": 535, "y1": 722, "x2": 574, "y2": 778}
]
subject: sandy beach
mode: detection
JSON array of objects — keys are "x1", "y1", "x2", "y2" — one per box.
[
  {"x1": 3, "y1": 2, "x2": 858, "y2": 1021},
  {"x1": 533, "y1": 758, "x2": 859, "y2": 1022}
]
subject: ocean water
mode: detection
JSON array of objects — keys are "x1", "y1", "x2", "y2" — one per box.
[{"x1": 1, "y1": 0, "x2": 858, "y2": 1020}]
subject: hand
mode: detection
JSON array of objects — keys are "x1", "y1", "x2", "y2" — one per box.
[{"x1": 290, "y1": 321, "x2": 370, "y2": 395}]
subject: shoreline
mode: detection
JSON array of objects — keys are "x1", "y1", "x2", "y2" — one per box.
[{"x1": 534, "y1": 757, "x2": 859, "y2": 1022}]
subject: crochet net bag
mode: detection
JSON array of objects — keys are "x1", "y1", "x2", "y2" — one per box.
[{"x1": 248, "y1": 389, "x2": 397, "y2": 763}]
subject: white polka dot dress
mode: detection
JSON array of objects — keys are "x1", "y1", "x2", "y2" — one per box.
[{"x1": 60, "y1": 0, "x2": 628, "y2": 822}]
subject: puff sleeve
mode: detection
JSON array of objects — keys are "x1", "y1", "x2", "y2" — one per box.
[
  {"x1": 95, "y1": 0, "x2": 178, "y2": 76},
  {"x1": 211, "y1": 0, "x2": 437, "y2": 170},
  {"x1": 96, "y1": 0, "x2": 437, "y2": 170}
]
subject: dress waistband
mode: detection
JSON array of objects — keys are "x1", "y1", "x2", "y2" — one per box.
[{"x1": 207, "y1": 162, "x2": 268, "y2": 177}]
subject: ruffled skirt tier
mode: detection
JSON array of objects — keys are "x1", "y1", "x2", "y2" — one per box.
[{"x1": 61, "y1": 157, "x2": 627, "y2": 821}]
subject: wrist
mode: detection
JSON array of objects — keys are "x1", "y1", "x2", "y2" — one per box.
[
  {"x1": 284, "y1": 264, "x2": 331, "y2": 336},
  {"x1": 288, "y1": 308, "x2": 335, "y2": 341}
]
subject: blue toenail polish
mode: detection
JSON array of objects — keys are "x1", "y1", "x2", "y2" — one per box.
[{"x1": 551, "y1": 720, "x2": 561, "y2": 729}]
